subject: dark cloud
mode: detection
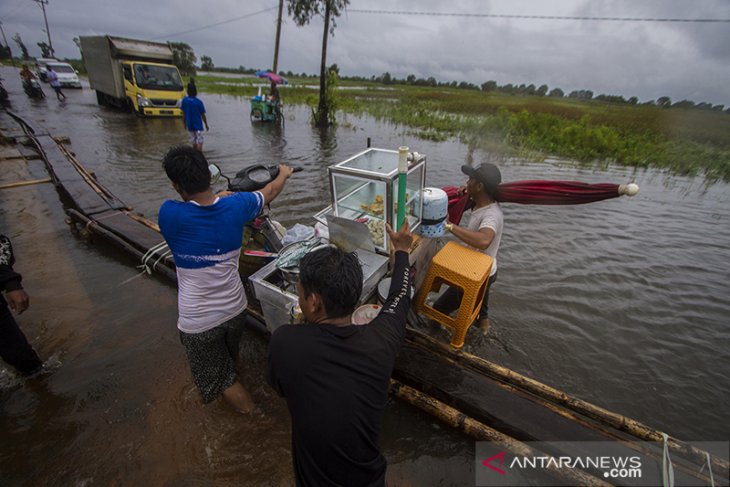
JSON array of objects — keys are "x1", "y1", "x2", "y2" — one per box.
[{"x1": 3, "y1": 0, "x2": 728, "y2": 104}]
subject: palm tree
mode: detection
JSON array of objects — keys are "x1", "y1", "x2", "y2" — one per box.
[{"x1": 287, "y1": 0, "x2": 349, "y2": 127}]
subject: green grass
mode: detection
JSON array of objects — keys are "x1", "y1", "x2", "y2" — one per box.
[{"x1": 196, "y1": 74, "x2": 730, "y2": 182}]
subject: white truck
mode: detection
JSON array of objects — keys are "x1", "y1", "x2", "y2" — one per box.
[{"x1": 79, "y1": 36, "x2": 184, "y2": 116}]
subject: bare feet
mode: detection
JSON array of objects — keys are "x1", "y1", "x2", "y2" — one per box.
[
  {"x1": 477, "y1": 317, "x2": 490, "y2": 334},
  {"x1": 222, "y1": 381, "x2": 256, "y2": 414}
]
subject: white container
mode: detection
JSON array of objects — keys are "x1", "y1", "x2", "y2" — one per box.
[
  {"x1": 418, "y1": 187, "x2": 448, "y2": 238},
  {"x1": 353, "y1": 304, "x2": 382, "y2": 325}
]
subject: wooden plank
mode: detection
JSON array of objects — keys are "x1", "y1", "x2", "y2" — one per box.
[
  {"x1": 67, "y1": 209, "x2": 177, "y2": 283},
  {"x1": 0, "y1": 178, "x2": 53, "y2": 190},
  {"x1": 405, "y1": 329, "x2": 730, "y2": 475},
  {"x1": 390, "y1": 380, "x2": 615, "y2": 487},
  {"x1": 0, "y1": 147, "x2": 24, "y2": 160},
  {"x1": 93, "y1": 210, "x2": 171, "y2": 254},
  {"x1": 61, "y1": 180, "x2": 120, "y2": 215}
]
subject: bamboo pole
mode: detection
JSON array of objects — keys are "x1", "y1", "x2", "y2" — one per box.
[
  {"x1": 66, "y1": 209, "x2": 176, "y2": 282},
  {"x1": 57, "y1": 143, "x2": 123, "y2": 204},
  {"x1": 390, "y1": 380, "x2": 614, "y2": 487},
  {"x1": 405, "y1": 328, "x2": 729, "y2": 474},
  {"x1": 124, "y1": 211, "x2": 160, "y2": 232},
  {"x1": 403, "y1": 334, "x2": 718, "y2": 484},
  {"x1": 0, "y1": 178, "x2": 52, "y2": 190}
]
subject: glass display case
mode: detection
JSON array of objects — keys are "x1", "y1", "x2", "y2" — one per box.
[{"x1": 327, "y1": 148, "x2": 425, "y2": 253}]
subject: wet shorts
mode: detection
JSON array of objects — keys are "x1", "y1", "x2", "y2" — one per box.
[
  {"x1": 179, "y1": 315, "x2": 245, "y2": 404},
  {"x1": 188, "y1": 130, "x2": 204, "y2": 145}
]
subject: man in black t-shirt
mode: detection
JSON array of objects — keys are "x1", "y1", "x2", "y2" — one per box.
[
  {"x1": 268, "y1": 221, "x2": 413, "y2": 487},
  {"x1": 1, "y1": 235, "x2": 43, "y2": 376}
]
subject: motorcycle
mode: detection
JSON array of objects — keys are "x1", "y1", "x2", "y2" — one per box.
[
  {"x1": 210, "y1": 163, "x2": 302, "y2": 194},
  {"x1": 209, "y1": 163, "x2": 303, "y2": 276},
  {"x1": 22, "y1": 78, "x2": 45, "y2": 99},
  {"x1": 0, "y1": 78, "x2": 8, "y2": 105}
]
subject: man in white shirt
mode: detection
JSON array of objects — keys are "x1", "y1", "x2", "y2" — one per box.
[
  {"x1": 46, "y1": 66, "x2": 66, "y2": 101},
  {"x1": 436, "y1": 163, "x2": 503, "y2": 333}
]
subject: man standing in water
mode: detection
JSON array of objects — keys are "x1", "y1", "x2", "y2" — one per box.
[
  {"x1": 435, "y1": 163, "x2": 503, "y2": 333},
  {"x1": 0, "y1": 235, "x2": 43, "y2": 376},
  {"x1": 180, "y1": 83, "x2": 209, "y2": 152},
  {"x1": 268, "y1": 221, "x2": 413, "y2": 486},
  {"x1": 159, "y1": 145, "x2": 292, "y2": 412},
  {"x1": 46, "y1": 66, "x2": 66, "y2": 101}
]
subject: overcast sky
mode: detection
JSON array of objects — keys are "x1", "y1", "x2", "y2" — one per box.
[{"x1": 3, "y1": 0, "x2": 729, "y2": 105}]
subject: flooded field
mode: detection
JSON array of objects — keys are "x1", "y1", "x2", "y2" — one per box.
[{"x1": 1, "y1": 66, "x2": 729, "y2": 485}]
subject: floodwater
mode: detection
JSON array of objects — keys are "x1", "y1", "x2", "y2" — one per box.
[{"x1": 1, "y1": 66, "x2": 729, "y2": 486}]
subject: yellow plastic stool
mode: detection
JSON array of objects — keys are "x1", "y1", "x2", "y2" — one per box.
[{"x1": 416, "y1": 241, "x2": 493, "y2": 348}]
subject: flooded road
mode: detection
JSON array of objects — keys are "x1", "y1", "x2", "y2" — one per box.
[{"x1": 1, "y1": 66, "x2": 729, "y2": 485}]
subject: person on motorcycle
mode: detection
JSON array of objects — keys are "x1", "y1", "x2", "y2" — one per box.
[
  {"x1": 20, "y1": 66, "x2": 36, "y2": 82},
  {"x1": 20, "y1": 66, "x2": 44, "y2": 99},
  {"x1": 158, "y1": 145, "x2": 293, "y2": 414}
]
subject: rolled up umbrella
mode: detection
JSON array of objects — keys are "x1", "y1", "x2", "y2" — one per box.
[
  {"x1": 444, "y1": 181, "x2": 639, "y2": 223},
  {"x1": 495, "y1": 180, "x2": 640, "y2": 205}
]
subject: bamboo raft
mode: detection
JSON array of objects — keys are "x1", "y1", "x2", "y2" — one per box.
[{"x1": 2, "y1": 109, "x2": 727, "y2": 486}]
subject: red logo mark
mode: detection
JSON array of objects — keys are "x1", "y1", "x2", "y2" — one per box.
[{"x1": 482, "y1": 451, "x2": 507, "y2": 475}]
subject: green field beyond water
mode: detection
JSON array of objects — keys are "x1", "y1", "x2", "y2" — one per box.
[{"x1": 197, "y1": 74, "x2": 730, "y2": 182}]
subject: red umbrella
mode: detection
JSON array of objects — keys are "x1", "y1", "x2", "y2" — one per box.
[
  {"x1": 496, "y1": 180, "x2": 639, "y2": 205},
  {"x1": 444, "y1": 181, "x2": 639, "y2": 223}
]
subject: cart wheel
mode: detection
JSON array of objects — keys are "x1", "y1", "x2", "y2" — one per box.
[{"x1": 251, "y1": 108, "x2": 263, "y2": 122}]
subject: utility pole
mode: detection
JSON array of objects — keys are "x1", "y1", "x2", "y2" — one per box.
[
  {"x1": 272, "y1": 0, "x2": 283, "y2": 73},
  {"x1": 32, "y1": 0, "x2": 55, "y2": 58},
  {"x1": 0, "y1": 20, "x2": 16, "y2": 66}
]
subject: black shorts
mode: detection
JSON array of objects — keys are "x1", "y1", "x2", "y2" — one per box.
[{"x1": 179, "y1": 315, "x2": 245, "y2": 404}]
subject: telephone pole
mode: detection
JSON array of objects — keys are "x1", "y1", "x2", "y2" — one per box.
[
  {"x1": 0, "y1": 20, "x2": 16, "y2": 66},
  {"x1": 272, "y1": 0, "x2": 283, "y2": 73},
  {"x1": 32, "y1": 0, "x2": 55, "y2": 58}
]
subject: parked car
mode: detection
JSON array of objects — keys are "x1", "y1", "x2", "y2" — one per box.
[
  {"x1": 45, "y1": 62, "x2": 82, "y2": 89},
  {"x1": 35, "y1": 58, "x2": 58, "y2": 81}
]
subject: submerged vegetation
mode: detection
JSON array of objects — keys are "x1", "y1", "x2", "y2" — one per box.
[{"x1": 195, "y1": 73, "x2": 730, "y2": 181}]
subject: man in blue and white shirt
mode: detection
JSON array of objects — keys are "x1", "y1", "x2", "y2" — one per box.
[
  {"x1": 159, "y1": 145, "x2": 292, "y2": 412},
  {"x1": 180, "y1": 83, "x2": 208, "y2": 152}
]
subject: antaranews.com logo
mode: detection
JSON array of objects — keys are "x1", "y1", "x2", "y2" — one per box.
[
  {"x1": 481, "y1": 450, "x2": 641, "y2": 479},
  {"x1": 475, "y1": 441, "x2": 729, "y2": 487}
]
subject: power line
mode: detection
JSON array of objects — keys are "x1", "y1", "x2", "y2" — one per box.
[
  {"x1": 348, "y1": 8, "x2": 730, "y2": 23},
  {"x1": 152, "y1": 6, "x2": 277, "y2": 40}
]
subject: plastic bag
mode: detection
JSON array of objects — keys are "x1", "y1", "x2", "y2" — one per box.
[
  {"x1": 314, "y1": 221, "x2": 329, "y2": 240},
  {"x1": 281, "y1": 223, "x2": 315, "y2": 246}
]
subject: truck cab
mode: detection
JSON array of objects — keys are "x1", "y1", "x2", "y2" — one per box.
[
  {"x1": 122, "y1": 61, "x2": 184, "y2": 116},
  {"x1": 80, "y1": 35, "x2": 184, "y2": 117}
]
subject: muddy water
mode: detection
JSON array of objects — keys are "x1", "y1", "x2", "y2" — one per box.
[{"x1": 1, "y1": 66, "x2": 729, "y2": 485}]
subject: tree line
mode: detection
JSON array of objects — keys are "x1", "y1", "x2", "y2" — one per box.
[
  {"x1": 367, "y1": 73, "x2": 728, "y2": 113},
  {"x1": 170, "y1": 40, "x2": 729, "y2": 115}
]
